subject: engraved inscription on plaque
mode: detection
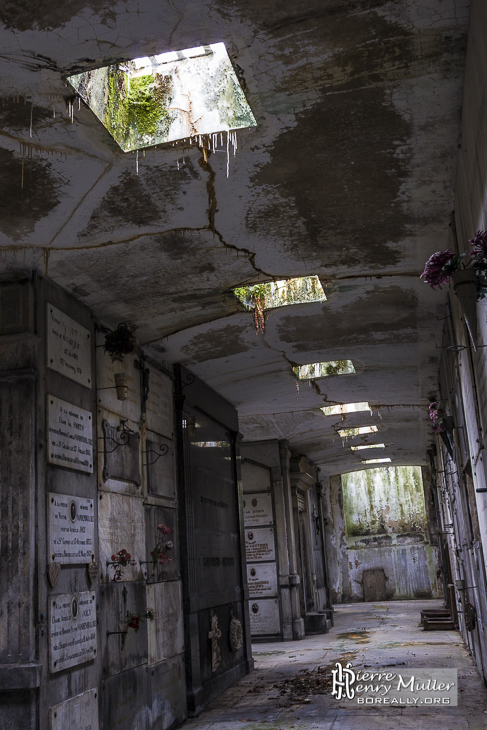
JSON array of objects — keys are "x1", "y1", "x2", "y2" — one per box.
[
  {"x1": 48, "y1": 492, "x2": 95, "y2": 564},
  {"x1": 245, "y1": 527, "x2": 276, "y2": 562},
  {"x1": 48, "y1": 396, "x2": 93, "y2": 473},
  {"x1": 243, "y1": 493, "x2": 273, "y2": 526},
  {"x1": 49, "y1": 591, "x2": 97, "y2": 673},
  {"x1": 50, "y1": 688, "x2": 98, "y2": 730},
  {"x1": 247, "y1": 562, "x2": 278, "y2": 597},
  {"x1": 47, "y1": 304, "x2": 92, "y2": 387},
  {"x1": 248, "y1": 599, "x2": 281, "y2": 635}
]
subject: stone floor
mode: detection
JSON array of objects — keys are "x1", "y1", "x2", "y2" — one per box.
[{"x1": 180, "y1": 601, "x2": 487, "y2": 730}]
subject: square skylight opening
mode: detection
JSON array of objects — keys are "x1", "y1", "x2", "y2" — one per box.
[
  {"x1": 67, "y1": 42, "x2": 256, "y2": 152},
  {"x1": 350, "y1": 443, "x2": 386, "y2": 451},
  {"x1": 362, "y1": 458, "x2": 392, "y2": 464},
  {"x1": 321, "y1": 402, "x2": 371, "y2": 417},
  {"x1": 234, "y1": 276, "x2": 326, "y2": 311},
  {"x1": 293, "y1": 360, "x2": 355, "y2": 380},
  {"x1": 337, "y1": 425, "x2": 378, "y2": 438}
]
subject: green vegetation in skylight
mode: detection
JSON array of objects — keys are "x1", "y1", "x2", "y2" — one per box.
[
  {"x1": 67, "y1": 42, "x2": 256, "y2": 152},
  {"x1": 293, "y1": 360, "x2": 355, "y2": 380},
  {"x1": 234, "y1": 276, "x2": 326, "y2": 312},
  {"x1": 338, "y1": 425, "x2": 378, "y2": 438},
  {"x1": 322, "y1": 402, "x2": 370, "y2": 416}
]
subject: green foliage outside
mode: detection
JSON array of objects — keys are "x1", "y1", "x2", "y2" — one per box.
[
  {"x1": 292, "y1": 360, "x2": 355, "y2": 380},
  {"x1": 234, "y1": 276, "x2": 326, "y2": 311},
  {"x1": 105, "y1": 67, "x2": 175, "y2": 149},
  {"x1": 342, "y1": 466, "x2": 427, "y2": 538}
]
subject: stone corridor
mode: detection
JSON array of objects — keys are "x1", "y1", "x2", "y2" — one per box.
[{"x1": 181, "y1": 601, "x2": 487, "y2": 730}]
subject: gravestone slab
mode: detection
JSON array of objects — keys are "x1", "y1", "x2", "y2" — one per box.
[
  {"x1": 48, "y1": 396, "x2": 93, "y2": 473},
  {"x1": 146, "y1": 435, "x2": 176, "y2": 499},
  {"x1": 242, "y1": 460, "x2": 272, "y2": 492},
  {"x1": 48, "y1": 492, "x2": 95, "y2": 564},
  {"x1": 145, "y1": 366, "x2": 173, "y2": 437},
  {"x1": 243, "y1": 493, "x2": 273, "y2": 526},
  {"x1": 98, "y1": 492, "x2": 145, "y2": 582},
  {"x1": 101, "y1": 581, "x2": 148, "y2": 676},
  {"x1": 247, "y1": 563, "x2": 278, "y2": 597},
  {"x1": 102, "y1": 418, "x2": 140, "y2": 486},
  {"x1": 144, "y1": 506, "x2": 178, "y2": 583},
  {"x1": 49, "y1": 591, "x2": 96, "y2": 672},
  {"x1": 50, "y1": 688, "x2": 98, "y2": 730},
  {"x1": 245, "y1": 527, "x2": 276, "y2": 562},
  {"x1": 147, "y1": 581, "x2": 184, "y2": 665},
  {"x1": 248, "y1": 599, "x2": 280, "y2": 635},
  {"x1": 46, "y1": 304, "x2": 92, "y2": 387}
]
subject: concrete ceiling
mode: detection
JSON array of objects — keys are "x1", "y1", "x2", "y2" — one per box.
[{"x1": 0, "y1": 0, "x2": 470, "y2": 475}]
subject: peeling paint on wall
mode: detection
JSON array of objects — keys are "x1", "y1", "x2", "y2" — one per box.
[
  {"x1": 325, "y1": 469, "x2": 440, "y2": 602},
  {"x1": 342, "y1": 466, "x2": 427, "y2": 537}
]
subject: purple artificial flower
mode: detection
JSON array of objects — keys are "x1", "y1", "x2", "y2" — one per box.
[
  {"x1": 420, "y1": 250, "x2": 456, "y2": 288},
  {"x1": 469, "y1": 230, "x2": 487, "y2": 255},
  {"x1": 429, "y1": 400, "x2": 446, "y2": 433}
]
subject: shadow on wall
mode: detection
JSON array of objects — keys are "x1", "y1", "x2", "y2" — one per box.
[{"x1": 329, "y1": 466, "x2": 441, "y2": 602}]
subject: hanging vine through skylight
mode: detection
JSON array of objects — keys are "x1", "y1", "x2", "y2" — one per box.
[
  {"x1": 234, "y1": 276, "x2": 326, "y2": 333},
  {"x1": 293, "y1": 360, "x2": 355, "y2": 380}
]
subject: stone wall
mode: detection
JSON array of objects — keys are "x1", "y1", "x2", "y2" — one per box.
[
  {"x1": 325, "y1": 466, "x2": 440, "y2": 602},
  {"x1": 0, "y1": 273, "x2": 251, "y2": 730},
  {"x1": 429, "y1": 0, "x2": 487, "y2": 683},
  {"x1": 240, "y1": 440, "x2": 333, "y2": 641}
]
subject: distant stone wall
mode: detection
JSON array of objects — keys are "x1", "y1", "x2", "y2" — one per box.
[{"x1": 325, "y1": 467, "x2": 441, "y2": 602}]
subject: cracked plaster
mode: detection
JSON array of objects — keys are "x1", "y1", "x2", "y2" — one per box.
[{"x1": 0, "y1": 0, "x2": 471, "y2": 474}]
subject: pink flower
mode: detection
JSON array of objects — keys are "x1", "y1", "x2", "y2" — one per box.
[
  {"x1": 470, "y1": 230, "x2": 487, "y2": 255},
  {"x1": 421, "y1": 250, "x2": 456, "y2": 288}
]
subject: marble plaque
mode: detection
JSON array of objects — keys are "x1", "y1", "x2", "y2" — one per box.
[
  {"x1": 48, "y1": 492, "x2": 95, "y2": 564},
  {"x1": 243, "y1": 492, "x2": 273, "y2": 526},
  {"x1": 47, "y1": 304, "x2": 92, "y2": 387},
  {"x1": 48, "y1": 396, "x2": 93, "y2": 473},
  {"x1": 146, "y1": 436, "x2": 176, "y2": 499},
  {"x1": 245, "y1": 527, "x2": 276, "y2": 562},
  {"x1": 102, "y1": 418, "x2": 140, "y2": 486},
  {"x1": 98, "y1": 492, "x2": 145, "y2": 582},
  {"x1": 248, "y1": 599, "x2": 280, "y2": 635},
  {"x1": 145, "y1": 365, "x2": 174, "y2": 437},
  {"x1": 50, "y1": 688, "x2": 98, "y2": 730},
  {"x1": 49, "y1": 591, "x2": 97, "y2": 673},
  {"x1": 147, "y1": 581, "x2": 184, "y2": 665},
  {"x1": 247, "y1": 562, "x2": 278, "y2": 597}
]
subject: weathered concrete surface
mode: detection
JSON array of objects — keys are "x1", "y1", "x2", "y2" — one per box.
[
  {"x1": 0, "y1": 0, "x2": 471, "y2": 475},
  {"x1": 325, "y1": 469, "x2": 440, "y2": 603},
  {"x1": 180, "y1": 600, "x2": 487, "y2": 730}
]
